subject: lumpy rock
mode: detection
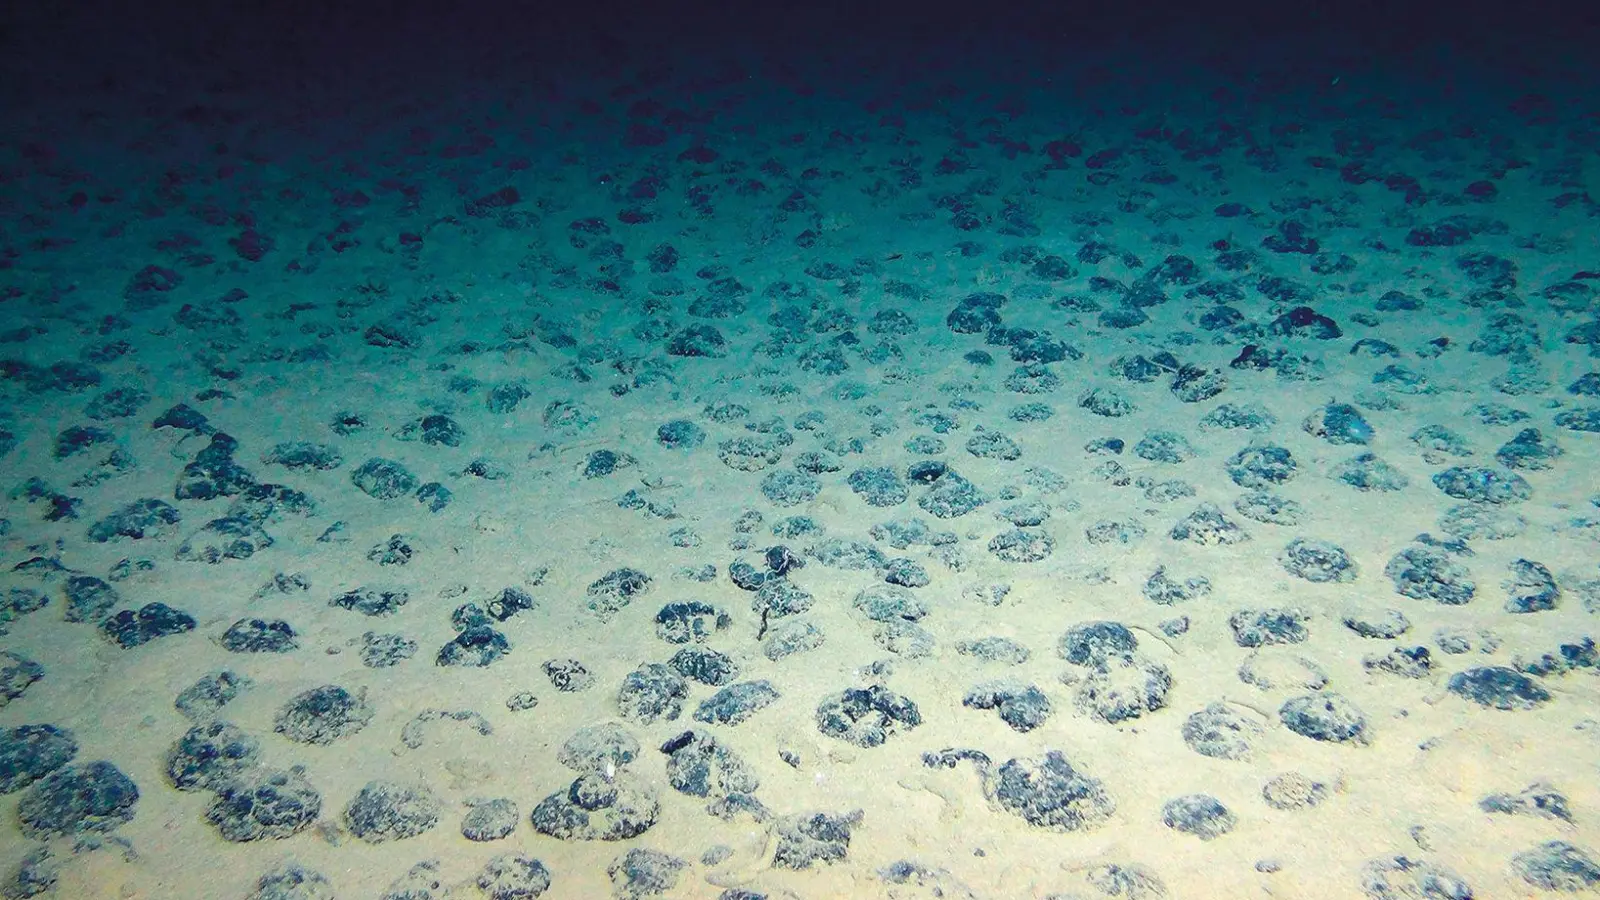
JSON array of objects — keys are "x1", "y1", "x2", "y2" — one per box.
[
  {"x1": 986, "y1": 751, "x2": 1114, "y2": 832},
  {"x1": 1448, "y1": 666, "x2": 1551, "y2": 710},
  {"x1": 0, "y1": 724, "x2": 78, "y2": 794},
  {"x1": 166, "y1": 720, "x2": 259, "y2": 791},
  {"x1": 274, "y1": 685, "x2": 373, "y2": 744},
  {"x1": 17, "y1": 760, "x2": 139, "y2": 839},
  {"x1": 1279, "y1": 693, "x2": 1371, "y2": 745},
  {"x1": 529, "y1": 773, "x2": 660, "y2": 841},
  {"x1": 343, "y1": 780, "x2": 440, "y2": 842},
  {"x1": 773, "y1": 810, "x2": 864, "y2": 870},
  {"x1": 815, "y1": 685, "x2": 922, "y2": 747},
  {"x1": 207, "y1": 767, "x2": 322, "y2": 842}
]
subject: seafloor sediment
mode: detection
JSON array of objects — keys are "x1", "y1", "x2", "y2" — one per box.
[{"x1": 1, "y1": 9, "x2": 1599, "y2": 899}]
